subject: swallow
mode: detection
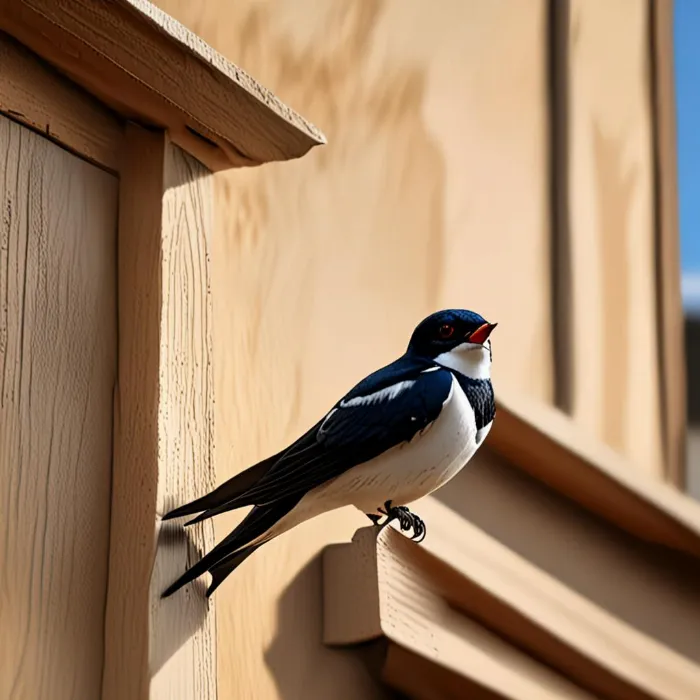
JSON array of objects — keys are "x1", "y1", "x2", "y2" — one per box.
[{"x1": 162, "y1": 309, "x2": 496, "y2": 598}]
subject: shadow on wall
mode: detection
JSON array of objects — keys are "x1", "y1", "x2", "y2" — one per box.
[
  {"x1": 151, "y1": 523, "x2": 211, "y2": 674},
  {"x1": 685, "y1": 315, "x2": 700, "y2": 500},
  {"x1": 264, "y1": 554, "x2": 399, "y2": 700}
]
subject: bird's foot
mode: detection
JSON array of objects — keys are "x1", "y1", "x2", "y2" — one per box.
[{"x1": 375, "y1": 500, "x2": 427, "y2": 543}]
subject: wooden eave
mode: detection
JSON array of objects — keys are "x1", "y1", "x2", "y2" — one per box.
[
  {"x1": 324, "y1": 519, "x2": 700, "y2": 700},
  {"x1": 0, "y1": 0, "x2": 326, "y2": 172},
  {"x1": 491, "y1": 389, "x2": 700, "y2": 558}
]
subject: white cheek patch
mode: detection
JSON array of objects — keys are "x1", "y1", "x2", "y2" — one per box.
[
  {"x1": 435, "y1": 342, "x2": 491, "y2": 380},
  {"x1": 340, "y1": 379, "x2": 416, "y2": 408}
]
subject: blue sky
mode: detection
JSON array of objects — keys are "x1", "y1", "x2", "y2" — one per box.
[{"x1": 676, "y1": 0, "x2": 700, "y2": 310}]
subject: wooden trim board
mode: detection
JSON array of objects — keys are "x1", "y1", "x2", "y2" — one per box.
[
  {"x1": 0, "y1": 32, "x2": 123, "y2": 172},
  {"x1": 563, "y1": 0, "x2": 664, "y2": 477},
  {"x1": 324, "y1": 522, "x2": 700, "y2": 700},
  {"x1": 491, "y1": 389, "x2": 700, "y2": 557},
  {"x1": 650, "y1": 0, "x2": 686, "y2": 487},
  {"x1": 101, "y1": 124, "x2": 217, "y2": 700},
  {"x1": 0, "y1": 0, "x2": 325, "y2": 171}
]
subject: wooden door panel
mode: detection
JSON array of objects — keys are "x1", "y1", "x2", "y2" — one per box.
[{"x1": 0, "y1": 114, "x2": 118, "y2": 700}]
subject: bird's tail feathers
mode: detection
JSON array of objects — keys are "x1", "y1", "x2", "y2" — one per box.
[
  {"x1": 161, "y1": 548, "x2": 218, "y2": 598},
  {"x1": 184, "y1": 498, "x2": 246, "y2": 527},
  {"x1": 161, "y1": 495, "x2": 302, "y2": 598}
]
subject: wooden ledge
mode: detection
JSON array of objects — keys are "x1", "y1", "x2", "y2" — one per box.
[
  {"x1": 0, "y1": 0, "x2": 325, "y2": 171},
  {"x1": 491, "y1": 390, "x2": 700, "y2": 558},
  {"x1": 324, "y1": 518, "x2": 700, "y2": 700}
]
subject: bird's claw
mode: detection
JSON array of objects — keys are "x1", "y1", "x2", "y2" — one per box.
[
  {"x1": 368, "y1": 501, "x2": 427, "y2": 543},
  {"x1": 409, "y1": 512, "x2": 427, "y2": 543}
]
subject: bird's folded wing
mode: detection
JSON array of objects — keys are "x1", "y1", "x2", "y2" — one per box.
[{"x1": 238, "y1": 366, "x2": 455, "y2": 505}]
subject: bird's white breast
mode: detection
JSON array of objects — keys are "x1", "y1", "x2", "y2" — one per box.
[{"x1": 302, "y1": 374, "x2": 482, "y2": 516}]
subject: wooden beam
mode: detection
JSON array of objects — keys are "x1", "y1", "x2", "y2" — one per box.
[
  {"x1": 566, "y1": 0, "x2": 663, "y2": 476},
  {"x1": 325, "y1": 519, "x2": 700, "y2": 700},
  {"x1": 0, "y1": 32, "x2": 123, "y2": 172},
  {"x1": 0, "y1": 0, "x2": 325, "y2": 171},
  {"x1": 491, "y1": 389, "x2": 700, "y2": 557},
  {"x1": 101, "y1": 124, "x2": 217, "y2": 700},
  {"x1": 650, "y1": 0, "x2": 686, "y2": 487},
  {"x1": 325, "y1": 530, "x2": 596, "y2": 700}
]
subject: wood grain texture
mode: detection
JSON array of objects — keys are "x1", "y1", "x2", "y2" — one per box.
[
  {"x1": 650, "y1": 0, "x2": 686, "y2": 486},
  {"x1": 0, "y1": 115, "x2": 117, "y2": 699},
  {"x1": 325, "y1": 533, "x2": 597, "y2": 700},
  {"x1": 492, "y1": 388, "x2": 700, "y2": 557},
  {"x1": 141, "y1": 1, "x2": 554, "y2": 697},
  {"x1": 567, "y1": 0, "x2": 663, "y2": 476},
  {"x1": 0, "y1": 0, "x2": 325, "y2": 171},
  {"x1": 326, "y1": 514, "x2": 700, "y2": 700},
  {"x1": 0, "y1": 32, "x2": 123, "y2": 172},
  {"x1": 101, "y1": 125, "x2": 216, "y2": 700}
]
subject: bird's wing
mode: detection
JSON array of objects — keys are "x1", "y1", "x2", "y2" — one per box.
[
  {"x1": 164, "y1": 356, "x2": 448, "y2": 525},
  {"x1": 234, "y1": 362, "x2": 455, "y2": 506},
  {"x1": 161, "y1": 359, "x2": 454, "y2": 598}
]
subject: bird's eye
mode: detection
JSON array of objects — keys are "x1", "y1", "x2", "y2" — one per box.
[{"x1": 438, "y1": 324, "x2": 454, "y2": 339}]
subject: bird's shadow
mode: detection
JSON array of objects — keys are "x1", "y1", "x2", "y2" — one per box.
[
  {"x1": 264, "y1": 553, "x2": 399, "y2": 700},
  {"x1": 150, "y1": 521, "x2": 212, "y2": 675}
]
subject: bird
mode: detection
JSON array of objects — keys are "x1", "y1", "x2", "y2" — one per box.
[{"x1": 161, "y1": 308, "x2": 497, "y2": 598}]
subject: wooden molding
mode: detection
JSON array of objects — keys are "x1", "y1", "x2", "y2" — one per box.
[
  {"x1": 324, "y1": 519, "x2": 700, "y2": 700},
  {"x1": 101, "y1": 124, "x2": 217, "y2": 700},
  {"x1": 650, "y1": 0, "x2": 686, "y2": 487},
  {"x1": 0, "y1": 0, "x2": 325, "y2": 171},
  {"x1": 325, "y1": 529, "x2": 596, "y2": 700},
  {"x1": 0, "y1": 32, "x2": 123, "y2": 172},
  {"x1": 491, "y1": 389, "x2": 700, "y2": 558}
]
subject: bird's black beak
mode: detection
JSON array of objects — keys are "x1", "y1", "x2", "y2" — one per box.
[{"x1": 467, "y1": 322, "x2": 497, "y2": 345}]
